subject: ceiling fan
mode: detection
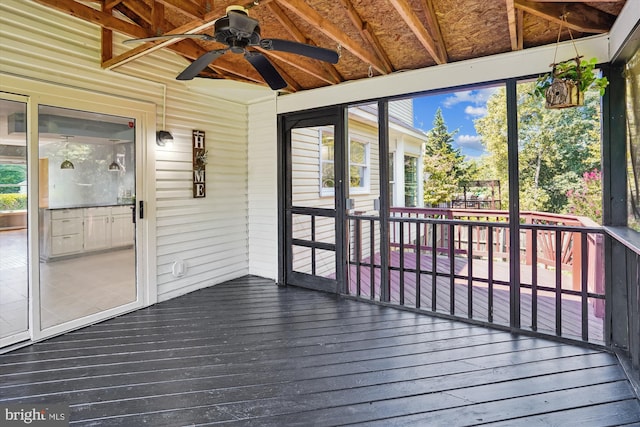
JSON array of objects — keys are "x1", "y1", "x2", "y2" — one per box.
[{"x1": 124, "y1": 5, "x2": 340, "y2": 90}]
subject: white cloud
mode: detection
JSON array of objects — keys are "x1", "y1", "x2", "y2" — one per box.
[
  {"x1": 443, "y1": 87, "x2": 499, "y2": 108},
  {"x1": 457, "y1": 134, "x2": 482, "y2": 146},
  {"x1": 464, "y1": 105, "x2": 487, "y2": 117}
]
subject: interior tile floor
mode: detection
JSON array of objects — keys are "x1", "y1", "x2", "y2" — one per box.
[{"x1": 0, "y1": 229, "x2": 135, "y2": 339}]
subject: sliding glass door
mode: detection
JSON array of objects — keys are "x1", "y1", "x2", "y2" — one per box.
[{"x1": 0, "y1": 96, "x2": 29, "y2": 347}]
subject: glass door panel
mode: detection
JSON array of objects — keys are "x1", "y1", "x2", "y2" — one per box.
[
  {"x1": 0, "y1": 98, "x2": 29, "y2": 346},
  {"x1": 37, "y1": 105, "x2": 136, "y2": 329}
]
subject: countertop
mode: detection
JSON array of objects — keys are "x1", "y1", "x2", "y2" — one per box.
[{"x1": 44, "y1": 203, "x2": 134, "y2": 210}]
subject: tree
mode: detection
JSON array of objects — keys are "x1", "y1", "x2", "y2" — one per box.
[
  {"x1": 0, "y1": 164, "x2": 26, "y2": 194},
  {"x1": 474, "y1": 83, "x2": 602, "y2": 216},
  {"x1": 423, "y1": 108, "x2": 467, "y2": 205}
]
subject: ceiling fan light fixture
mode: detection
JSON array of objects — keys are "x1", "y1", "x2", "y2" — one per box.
[{"x1": 156, "y1": 130, "x2": 174, "y2": 146}]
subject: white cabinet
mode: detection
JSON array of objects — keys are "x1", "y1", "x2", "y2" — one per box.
[
  {"x1": 111, "y1": 206, "x2": 135, "y2": 248},
  {"x1": 83, "y1": 207, "x2": 111, "y2": 251},
  {"x1": 41, "y1": 205, "x2": 134, "y2": 260},
  {"x1": 49, "y1": 209, "x2": 83, "y2": 257}
]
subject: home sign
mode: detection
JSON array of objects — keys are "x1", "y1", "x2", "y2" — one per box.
[{"x1": 193, "y1": 130, "x2": 206, "y2": 198}]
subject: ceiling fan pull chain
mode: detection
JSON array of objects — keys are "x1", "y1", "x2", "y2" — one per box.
[{"x1": 368, "y1": 65, "x2": 373, "y2": 78}]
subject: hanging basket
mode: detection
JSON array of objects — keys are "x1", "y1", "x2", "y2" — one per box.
[
  {"x1": 545, "y1": 79, "x2": 584, "y2": 109},
  {"x1": 545, "y1": 56, "x2": 585, "y2": 109}
]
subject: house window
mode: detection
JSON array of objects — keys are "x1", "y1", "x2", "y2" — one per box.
[
  {"x1": 320, "y1": 130, "x2": 370, "y2": 195},
  {"x1": 389, "y1": 152, "x2": 395, "y2": 205},
  {"x1": 320, "y1": 129, "x2": 335, "y2": 190},
  {"x1": 349, "y1": 139, "x2": 369, "y2": 193},
  {"x1": 404, "y1": 155, "x2": 418, "y2": 207}
]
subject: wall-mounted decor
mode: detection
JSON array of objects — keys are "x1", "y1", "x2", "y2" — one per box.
[{"x1": 192, "y1": 130, "x2": 206, "y2": 198}]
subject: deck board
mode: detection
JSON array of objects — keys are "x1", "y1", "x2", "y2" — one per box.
[{"x1": 1, "y1": 276, "x2": 638, "y2": 426}]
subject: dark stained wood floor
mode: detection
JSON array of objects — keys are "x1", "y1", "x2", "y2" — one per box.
[{"x1": 1, "y1": 275, "x2": 639, "y2": 426}]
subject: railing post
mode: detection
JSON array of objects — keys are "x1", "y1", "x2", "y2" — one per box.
[
  {"x1": 524, "y1": 214, "x2": 533, "y2": 266},
  {"x1": 572, "y1": 231, "x2": 582, "y2": 291}
]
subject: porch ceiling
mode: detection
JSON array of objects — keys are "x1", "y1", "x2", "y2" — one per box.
[{"x1": 32, "y1": 0, "x2": 627, "y2": 93}]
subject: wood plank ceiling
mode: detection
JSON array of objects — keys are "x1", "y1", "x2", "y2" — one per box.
[{"x1": 32, "y1": 0, "x2": 626, "y2": 93}]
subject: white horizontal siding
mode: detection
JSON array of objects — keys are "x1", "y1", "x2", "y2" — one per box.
[
  {"x1": 247, "y1": 99, "x2": 278, "y2": 280},
  {"x1": 1, "y1": 0, "x2": 253, "y2": 304}
]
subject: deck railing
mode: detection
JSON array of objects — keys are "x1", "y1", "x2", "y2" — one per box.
[{"x1": 347, "y1": 207, "x2": 606, "y2": 345}]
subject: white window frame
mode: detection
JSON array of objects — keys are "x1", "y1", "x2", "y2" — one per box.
[{"x1": 319, "y1": 129, "x2": 371, "y2": 196}]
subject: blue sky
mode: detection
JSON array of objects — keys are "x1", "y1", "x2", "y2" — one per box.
[{"x1": 412, "y1": 87, "x2": 499, "y2": 159}]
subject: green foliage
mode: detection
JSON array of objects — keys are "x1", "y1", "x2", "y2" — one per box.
[
  {"x1": 474, "y1": 82, "x2": 602, "y2": 219},
  {"x1": 533, "y1": 57, "x2": 609, "y2": 98},
  {"x1": 0, "y1": 193, "x2": 27, "y2": 211},
  {"x1": 0, "y1": 164, "x2": 27, "y2": 194},
  {"x1": 423, "y1": 108, "x2": 470, "y2": 205}
]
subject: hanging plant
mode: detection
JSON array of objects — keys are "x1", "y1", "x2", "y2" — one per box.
[
  {"x1": 531, "y1": 14, "x2": 608, "y2": 109},
  {"x1": 533, "y1": 57, "x2": 608, "y2": 109}
]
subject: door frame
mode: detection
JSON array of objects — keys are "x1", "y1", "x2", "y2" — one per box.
[
  {"x1": 278, "y1": 106, "x2": 348, "y2": 293},
  {"x1": 0, "y1": 74, "x2": 156, "y2": 348}
]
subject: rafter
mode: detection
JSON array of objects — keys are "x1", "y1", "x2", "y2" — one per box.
[
  {"x1": 505, "y1": 0, "x2": 519, "y2": 51},
  {"x1": 275, "y1": 0, "x2": 388, "y2": 75},
  {"x1": 336, "y1": 0, "x2": 393, "y2": 74},
  {"x1": 155, "y1": 0, "x2": 205, "y2": 22},
  {"x1": 101, "y1": 1, "x2": 113, "y2": 64},
  {"x1": 514, "y1": 0, "x2": 615, "y2": 34},
  {"x1": 418, "y1": 0, "x2": 448, "y2": 63},
  {"x1": 32, "y1": 0, "x2": 149, "y2": 39},
  {"x1": 388, "y1": 0, "x2": 446, "y2": 64},
  {"x1": 266, "y1": 2, "x2": 342, "y2": 84}
]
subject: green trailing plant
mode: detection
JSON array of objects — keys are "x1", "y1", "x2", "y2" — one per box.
[{"x1": 533, "y1": 57, "x2": 608, "y2": 99}]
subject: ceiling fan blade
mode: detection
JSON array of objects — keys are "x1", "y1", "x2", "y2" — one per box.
[
  {"x1": 260, "y1": 39, "x2": 339, "y2": 64},
  {"x1": 244, "y1": 52, "x2": 287, "y2": 90},
  {"x1": 176, "y1": 49, "x2": 228, "y2": 81},
  {"x1": 228, "y1": 10, "x2": 259, "y2": 39},
  {"x1": 124, "y1": 34, "x2": 215, "y2": 44}
]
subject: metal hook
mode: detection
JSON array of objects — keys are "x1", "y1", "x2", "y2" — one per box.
[{"x1": 368, "y1": 65, "x2": 373, "y2": 78}]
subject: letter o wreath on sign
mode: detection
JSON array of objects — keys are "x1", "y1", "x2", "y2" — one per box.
[{"x1": 193, "y1": 130, "x2": 206, "y2": 198}]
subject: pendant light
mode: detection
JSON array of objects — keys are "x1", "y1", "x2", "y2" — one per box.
[
  {"x1": 108, "y1": 160, "x2": 121, "y2": 171},
  {"x1": 60, "y1": 136, "x2": 74, "y2": 169}
]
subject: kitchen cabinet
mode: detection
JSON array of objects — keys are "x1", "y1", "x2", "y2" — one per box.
[
  {"x1": 41, "y1": 205, "x2": 134, "y2": 260},
  {"x1": 48, "y1": 209, "x2": 83, "y2": 257},
  {"x1": 111, "y1": 206, "x2": 134, "y2": 247},
  {"x1": 83, "y1": 207, "x2": 111, "y2": 251}
]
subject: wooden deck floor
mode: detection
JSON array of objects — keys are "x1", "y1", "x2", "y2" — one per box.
[{"x1": 1, "y1": 276, "x2": 639, "y2": 426}]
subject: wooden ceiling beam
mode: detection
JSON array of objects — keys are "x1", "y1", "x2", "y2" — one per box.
[
  {"x1": 275, "y1": 0, "x2": 389, "y2": 75},
  {"x1": 117, "y1": 0, "x2": 153, "y2": 26},
  {"x1": 101, "y1": 1, "x2": 113, "y2": 64},
  {"x1": 32, "y1": 0, "x2": 149, "y2": 39},
  {"x1": 102, "y1": 19, "x2": 217, "y2": 69},
  {"x1": 388, "y1": 0, "x2": 446, "y2": 64},
  {"x1": 155, "y1": 0, "x2": 205, "y2": 21},
  {"x1": 529, "y1": 0, "x2": 622, "y2": 2},
  {"x1": 514, "y1": 0, "x2": 615, "y2": 34},
  {"x1": 104, "y1": 0, "x2": 123, "y2": 9},
  {"x1": 266, "y1": 2, "x2": 342, "y2": 84},
  {"x1": 337, "y1": 0, "x2": 394, "y2": 74},
  {"x1": 517, "y1": 9, "x2": 524, "y2": 50},
  {"x1": 506, "y1": 0, "x2": 518, "y2": 51},
  {"x1": 418, "y1": 0, "x2": 448, "y2": 62}
]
